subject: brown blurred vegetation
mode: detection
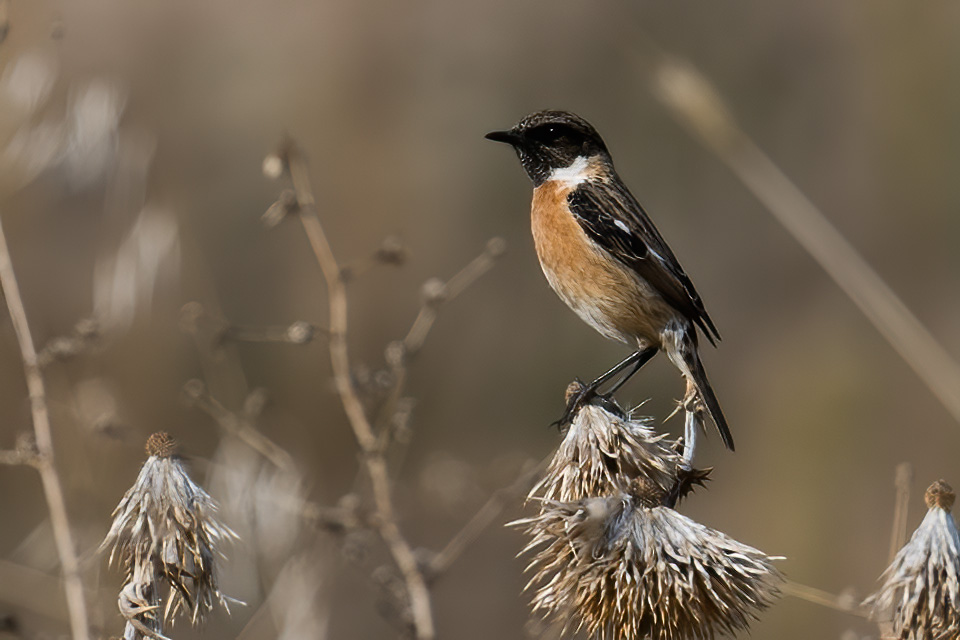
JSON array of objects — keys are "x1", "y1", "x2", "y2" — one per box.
[{"x1": 1, "y1": 1, "x2": 959, "y2": 639}]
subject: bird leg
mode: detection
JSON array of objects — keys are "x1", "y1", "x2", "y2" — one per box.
[
  {"x1": 555, "y1": 346, "x2": 657, "y2": 426},
  {"x1": 680, "y1": 380, "x2": 705, "y2": 467}
]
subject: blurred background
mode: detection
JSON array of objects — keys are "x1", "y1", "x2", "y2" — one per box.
[{"x1": 0, "y1": 1, "x2": 958, "y2": 638}]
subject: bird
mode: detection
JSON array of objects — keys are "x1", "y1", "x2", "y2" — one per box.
[{"x1": 486, "y1": 109, "x2": 734, "y2": 452}]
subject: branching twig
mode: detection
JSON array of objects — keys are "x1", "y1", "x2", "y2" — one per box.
[
  {"x1": 0, "y1": 214, "x2": 91, "y2": 640},
  {"x1": 427, "y1": 455, "x2": 547, "y2": 579},
  {"x1": 374, "y1": 239, "x2": 506, "y2": 453},
  {"x1": 36, "y1": 318, "x2": 102, "y2": 367},
  {"x1": 647, "y1": 52, "x2": 960, "y2": 425},
  {"x1": 0, "y1": 450, "x2": 34, "y2": 466},
  {"x1": 182, "y1": 378, "x2": 296, "y2": 473},
  {"x1": 0, "y1": 450, "x2": 38, "y2": 469},
  {"x1": 339, "y1": 235, "x2": 408, "y2": 283},
  {"x1": 219, "y1": 320, "x2": 323, "y2": 346},
  {"x1": 403, "y1": 237, "x2": 505, "y2": 358},
  {"x1": 275, "y1": 139, "x2": 436, "y2": 639}
]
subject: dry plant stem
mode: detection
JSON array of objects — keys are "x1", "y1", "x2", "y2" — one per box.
[
  {"x1": 889, "y1": 462, "x2": 913, "y2": 562},
  {"x1": 188, "y1": 383, "x2": 296, "y2": 472},
  {"x1": 223, "y1": 323, "x2": 323, "y2": 345},
  {"x1": 0, "y1": 449, "x2": 36, "y2": 466},
  {"x1": 285, "y1": 144, "x2": 435, "y2": 640},
  {"x1": 181, "y1": 298, "x2": 252, "y2": 408},
  {"x1": 0, "y1": 215, "x2": 92, "y2": 640},
  {"x1": 376, "y1": 242, "x2": 503, "y2": 451},
  {"x1": 650, "y1": 55, "x2": 960, "y2": 425},
  {"x1": 782, "y1": 580, "x2": 868, "y2": 618},
  {"x1": 180, "y1": 295, "x2": 298, "y2": 473},
  {"x1": 429, "y1": 455, "x2": 548, "y2": 578},
  {"x1": 404, "y1": 246, "x2": 502, "y2": 356}
]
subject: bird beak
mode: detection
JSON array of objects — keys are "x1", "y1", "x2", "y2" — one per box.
[{"x1": 484, "y1": 129, "x2": 520, "y2": 146}]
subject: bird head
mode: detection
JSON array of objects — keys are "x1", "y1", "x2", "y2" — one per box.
[{"x1": 486, "y1": 110, "x2": 610, "y2": 186}]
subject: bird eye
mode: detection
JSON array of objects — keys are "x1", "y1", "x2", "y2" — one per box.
[{"x1": 529, "y1": 124, "x2": 571, "y2": 145}]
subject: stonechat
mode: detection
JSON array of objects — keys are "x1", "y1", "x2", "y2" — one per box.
[{"x1": 486, "y1": 110, "x2": 733, "y2": 453}]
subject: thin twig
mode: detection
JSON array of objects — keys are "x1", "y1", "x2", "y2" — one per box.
[
  {"x1": 403, "y1": 237, "x2": 505, "y2": 358},
  {"x1": 428, "y1": 455, "x2": 548, "y2": 579},
  {"x1": 889, "y1": 462, "x2": 913, "y2": 562},
  {"x1": 182, "y1": 378, "x2": 296, "y2": 473},
  {"x1": 375, "y1": 239, "x2": 506, "y2": 453},
  {"x1": 781, "y1": 580, "x2": 868, "y2": 618},
  {"x1": 179, "y1": 297, "x2": 252, "y2": 410},
  {"x1": 0, "y1": 214, "x2": 91, "y2": 640},
  {"x1": 0, "y1": 449, "x2": 38, "y2": 466},
  {"x1": 221, "y1": 321, "x2": 323, "y2": 346},
  {"x1": 279, "y1": 139, "x2": 435, "y2": 640},
  {"x1": 339, "y1": 235, "x2": 407, "y2": 283},
  {"x1": 179, "y1": 299, "x2": 301, "y2": 473},
  {"x1": 647, "y1": 53, "x2": 960, "y2": 425}
]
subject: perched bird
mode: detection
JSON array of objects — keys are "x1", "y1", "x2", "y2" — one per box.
[{"x1": 486, "y1": 110, "x2": 733, "y2": 452}]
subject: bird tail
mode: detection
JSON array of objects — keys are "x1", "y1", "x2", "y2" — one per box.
[
  {"x1": 687, "y1": 352, "x2": 735, "y2": 451},
  {"x1": 667, "y1": 329, "x2": 734, "y2": 452}
]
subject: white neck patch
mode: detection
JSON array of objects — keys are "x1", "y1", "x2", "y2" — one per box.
[{"x1": 548, "y1": 156, "x2": 590, "y2": 187}]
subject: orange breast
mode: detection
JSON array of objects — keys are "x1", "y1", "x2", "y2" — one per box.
[{"x1": 530, "y1": 180, "x2": 677, "y2": 346}]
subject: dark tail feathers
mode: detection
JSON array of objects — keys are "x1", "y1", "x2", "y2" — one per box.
[{"x1": 688, "y1": 352, "x2": 734, "y2": 451}]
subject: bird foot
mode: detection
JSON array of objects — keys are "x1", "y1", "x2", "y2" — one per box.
[
  {"x1": 664, "y1": 389, "x2": 703, "y2": 422},
  {"x1": 553, "y1": 379, "x2": 594, "y2": 428},
  {"x1": 553, "y1": 379, "x2": 627, "y2": 428}
]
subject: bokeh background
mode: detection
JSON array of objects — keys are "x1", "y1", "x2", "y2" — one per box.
[{"x1": 1, "y1": 1, "x2": 959, "y2": 638}]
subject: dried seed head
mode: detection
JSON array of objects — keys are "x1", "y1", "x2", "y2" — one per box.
[
  {"x1": 14, "y1": 431, "x2": 39, "y2": 461},
  {"x1": 181, "y1": 378, "x2": 206, "y2": 403},
  {"x1": 384, "y1": 340, "x2": 406, "y2": 369},
  {"x1": 532, "y1": 402, "x2": 679, "y2": 504},
  {"x1": 563, "y1": 380, "x2": 584, "y2": 405},
  {"x1": 630, "y1": 477, "x2": 668, "y2": 508},
  {"x1": 516, "y1": 493, "x2": 782, "y2": 640},
  {"x1": 102, "y1": 434, "x2": 238, "y2": 635},
  {"x1": 926, "y1": 480, "x2": 955, "y2": 511},
  {"x1": 866, "y1": 480, "x2": 960, "y2": 639},
  {"x1": 285, "y1": 321, "x2": 314, "y2": 345},
  {"x1": 485, "y1": 236, "x2": 507, "y2": 257},
  {"x1": 145, "y1": 431, "x2": 177, "y2": 458},
  {"x1": 421, "y1": 278, "x2": 447, "y2": 306},
  {"x1": 262, "y1": 153, "x2": 284, "y2": 180},
  {"x1": 374, "y1": 236, "x2": 407, "y2": 266}
]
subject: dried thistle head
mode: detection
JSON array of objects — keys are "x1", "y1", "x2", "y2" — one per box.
[
  {"x1": 865, "y1": 479, "x2": 960, "y2": 640},
  {"x1": 533, "y1": 399, "x2": 679, "y2": 503},
  {"x1": 516, "y1": 489, "x2": 783, "y2": 640},
  {"x1": 101, "y1": 432, "x2": 238, "y2": 637}
]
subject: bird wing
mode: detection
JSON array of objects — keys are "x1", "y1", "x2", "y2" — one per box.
[{"x1": 567, "y1": 177, "x2": 720, "y2": 345}]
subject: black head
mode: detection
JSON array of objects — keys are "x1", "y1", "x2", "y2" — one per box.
[{"x1": 485, "y1": 110, "x2": 610, "y2": 186}]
